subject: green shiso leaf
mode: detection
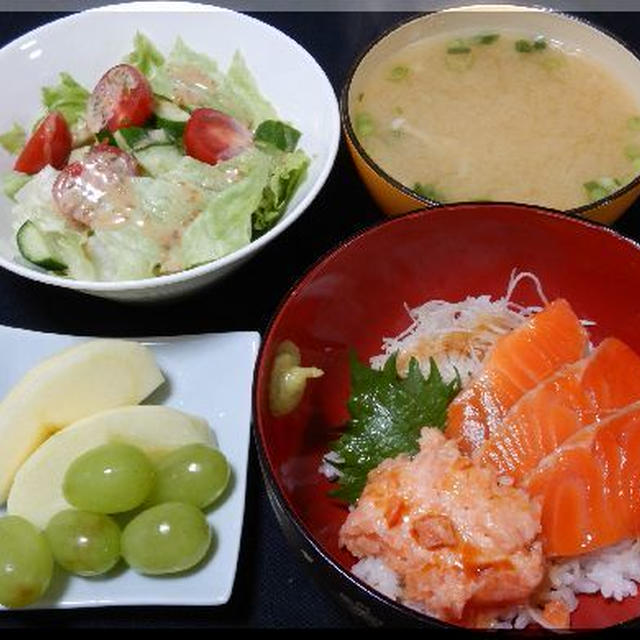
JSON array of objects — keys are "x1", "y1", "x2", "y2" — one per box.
[{"x1": 328, "y1": 352, "x2": 461, "y2": 503}]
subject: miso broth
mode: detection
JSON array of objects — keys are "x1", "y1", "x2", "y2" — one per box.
[{"x1": 351, "y1": 30, "x2": 640, "y2": 209}]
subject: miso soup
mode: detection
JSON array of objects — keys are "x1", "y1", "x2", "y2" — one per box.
[{"x1": 351, "y1": 30, "x2": 640, "y2": 210}]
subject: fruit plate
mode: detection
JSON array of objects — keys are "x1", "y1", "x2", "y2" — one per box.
[{"x1": 0, "y1": 325, "x2": 260, "y2": 608}]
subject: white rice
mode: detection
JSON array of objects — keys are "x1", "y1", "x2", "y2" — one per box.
[
  {"x1": 351, "y1": 539, "x2": 640, "y2": 629},
  {"x1": 318, "y1": 450, "x2": 343, "y2": 481},
  {"x1": 548, "y1": 538, "x2": 640, "y2": 602},
  {"x1": 352, "y1": 556, "x2": 402, "y2": 601}
]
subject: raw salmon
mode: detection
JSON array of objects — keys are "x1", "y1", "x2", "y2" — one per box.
[
  {"x1": 339, "y1": 429, "x2": 544, "y2": 623},
  {"x1": 524, "y1": 402, "x2": 640, "y2": 557},
  {"x1": 476, "y1": 338, "x2": 640, "y2": 483},
  {"x1": 446, "y1": 299, "x2": 588, "y2": 454}
]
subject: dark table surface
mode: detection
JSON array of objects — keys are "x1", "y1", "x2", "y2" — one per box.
[{"x1": 1, "y1": 7, "x2": 640, "y2": 630}]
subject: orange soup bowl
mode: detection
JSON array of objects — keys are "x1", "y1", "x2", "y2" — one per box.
[{"x1": 341, "y1": 4, "x2": 640, "y2": 225}]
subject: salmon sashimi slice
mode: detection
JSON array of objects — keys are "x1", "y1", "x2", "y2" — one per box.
[
  {"x1": 524, "y1": 402, "x2": 640, "y2": 557},
  {"x1": 476, "y1": 338, "x2": 640, "y2": 483},
  {"x1": 446, "y1": 299, "x2": 588, "y2": 455}
]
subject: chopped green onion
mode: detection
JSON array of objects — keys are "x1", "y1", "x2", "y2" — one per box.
[
  {"x1": 354, "y1": 112, "x2": 375, "y2": 138},
  {"x1": 393, "y1": 106, "x2": 404, "y2": 116},
  {"x1": 585, "y1": 185, "x2": 608, "y2": 202},
  {"x1": 583, "y1": 177, "x2": 622, "y2": 202},
  {"x1": 413, "y1": 182, "x2": 444, "y2": 202},
  {"x1": 357, "y1": 92, "x2": 364, "y2": 103},
  {"x1": 388, "y1": 65, "x2": 409, "y2": 82},
  {"x1": 596, "y1": 177, "x2": 620, "y2": 191},
  {"x1": 533, "y1": 36, "x2": 547, "y2": 50},
  {"x1": 633, "y1": 157, "x2": 640, "y2": 173},
  {"x1": 445, "y1": 50, "x2": 474, "y2": 72},
  {"x1": 447, "y1": 40, "x2": 472, "y2": 55},
  {"x1": 625, "y1": 143, "x2": 640, "y2": 160},
  {"x1": 515, "y1": 39, "x2": 533, "y2": 53},
  {"x1": 473, "y1": 33, "x2": 500, "y2": 45},
  {"x1": 628, "y1": 116, "x2": 640, "y2": 131}
]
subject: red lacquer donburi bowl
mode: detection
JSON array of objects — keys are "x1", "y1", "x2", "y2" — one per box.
[{"x1": 254, "y1": 203, "x2": 640, "y2": 630}]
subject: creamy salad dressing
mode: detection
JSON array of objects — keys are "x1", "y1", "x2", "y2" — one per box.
[{"x1": 167, "y1": 63, "x2": 217, "y2": 108}]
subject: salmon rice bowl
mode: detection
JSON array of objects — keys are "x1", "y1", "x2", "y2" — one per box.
[{"x1": 320, "y1": 271, "x2": 640, "y2": 630}]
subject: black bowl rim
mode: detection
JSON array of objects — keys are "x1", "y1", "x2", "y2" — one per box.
[
  {"x1": 252, "y1": 201, "x2": 640, "y2": 631},
  {"x1": 339, "y1": 5, "x2": 640, "y2": 217}
]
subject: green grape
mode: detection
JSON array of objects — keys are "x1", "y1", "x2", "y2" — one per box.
[
  {"x1": 63, "y1": 442, "x2": 156, "y2": 513},
  {"x1": 0, "y1": 515, "x2": 53, "y2": 608},
  {"x1": 148, "y1": 444, "x2": 230, "y2": 509},
  {"x1": 121, "y1": 502, "x2": 211, "y2": 575},
  {"x1": 45, "y1": 510, "x2": 121, "y2": 576}
]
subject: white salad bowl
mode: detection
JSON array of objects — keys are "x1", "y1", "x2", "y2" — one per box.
[{"x1": 0, "y1": 1, "x2": 340, "y2": 302}]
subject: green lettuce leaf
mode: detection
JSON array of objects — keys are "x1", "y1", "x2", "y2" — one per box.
[
  {"x1": 252, "y1": 149, "x2": 309, "y2": 235},
  {"x1": 161, "y1": 148, "x2": 268, "y2": 192},
  {"x1": 88, "y1": 225, "x2": 163, "y2": 281},
  {"x1": 0, "y1": 123, "x2": 26, "y2": 154},
  {"x1": 151, "y1": 38, "x2": 227, "y2": 108},
  {"x1": 224, "y1": 50, "x2": 277, "y2": 128},
  {"x1": 87, "y1": 176, "x2": 203, "y2": 281},
  {"x1": 124, "y1": 32, "x2": 165, "y2": 77},
  {"x1": 179, "y1": 154, "x2": 271, "y2": 268},
  {"x1": 46, "y1": 229, "x2": 95, "y2": 280},
  {"x1": 151, "y1": 38, "x2": 275, "y2": 129},
  {"x1": 328, "y1": 352, "x2": 461, "y2": 503},
  {"x1": 12, "y1": 166, "x2": 69, "y2": 234},
  {"x1": 2, "y1": 171, "x2": 32, "y2": 200},
  {"x1": 41, "y1": 73, "x2": 90, "y2": 126}
]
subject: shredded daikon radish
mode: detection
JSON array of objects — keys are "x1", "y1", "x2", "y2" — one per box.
[{"x1": 370, "y1": 270, "x2": 550, "y2": 385}]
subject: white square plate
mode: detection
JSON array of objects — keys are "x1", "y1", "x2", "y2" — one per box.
[{"x1": 0, "y1": 325, "x2": 260, "y2": 608}]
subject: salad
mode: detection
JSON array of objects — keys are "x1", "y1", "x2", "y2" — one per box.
[{"x1": 0, "y1": 34, "x2": 309, "y2": 281}]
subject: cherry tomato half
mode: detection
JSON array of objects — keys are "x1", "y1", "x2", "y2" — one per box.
[
  {"x1": 183, "y1": 108, "x2": 252, "y2": 166},
  {"x1": 86, "y1": 64, "x2": 154, "y2": 134},
  {"x1": 14, "y1": 111, "x2": 72, "y2": 175}
]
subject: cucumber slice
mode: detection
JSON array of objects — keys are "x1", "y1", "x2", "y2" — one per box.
[
  {"x1": 154, "y1": 98, "x2": 190, "y2": 140},
  {"x1": 17, "y1": 221, "x2": 67, "y2": 272},
  {"x1": 135, "y1": 145, "x2": 183, "y2": 177},
  {"x1": 154, "y1": 98, "x2": 190, "y2": 122},
  {"x1": 114, "y1": 127, "x2": 172, "y2": 152}
]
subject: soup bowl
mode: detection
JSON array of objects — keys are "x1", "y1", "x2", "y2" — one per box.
[
  {"x1": 254, "y1": 203, "x2": 640, "y2": 629},
  {"x1": 342, "y1": 4, "x2": 640, "y2": 225}
]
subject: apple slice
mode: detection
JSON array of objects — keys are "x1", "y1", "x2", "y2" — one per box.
[
  {"x1": 0, "y1": 339, "x2": 164, "y2": 502},
  {"x1": 7, "y1": 405, "x2": 216, "y2": 529}
]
